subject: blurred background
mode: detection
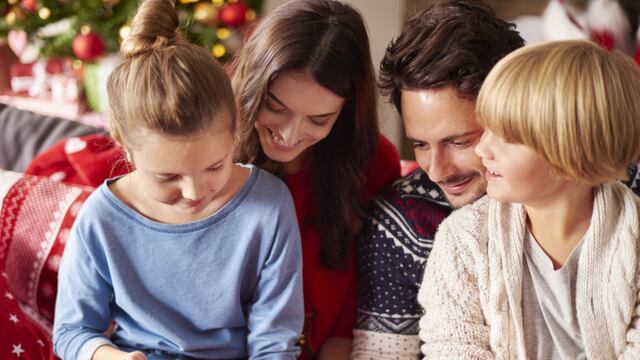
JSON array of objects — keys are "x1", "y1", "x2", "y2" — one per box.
[{"x1": 1, "y1": 0, "x2": 638, "y2": 158}]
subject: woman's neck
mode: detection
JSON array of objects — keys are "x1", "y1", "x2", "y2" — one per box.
[{"x1": 524, "y1": 184, "x2": 594, "y2": 269}]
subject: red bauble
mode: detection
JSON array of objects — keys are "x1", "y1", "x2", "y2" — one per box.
[
  {"x1": 219, "y1": 2, "x2": 250, "y2": 28},
  {"x1": 22, "y1": 0, "x2": 36, "y2": 12},
  {"x1": 72, "y1": 32, "x2": 105, "y2": 62}
]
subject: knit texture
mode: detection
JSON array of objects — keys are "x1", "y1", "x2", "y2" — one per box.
[{"x1": 418, "y1": 182, "x2": 640, "y2": 359}]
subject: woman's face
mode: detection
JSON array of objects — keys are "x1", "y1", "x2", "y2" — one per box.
[{"x1": 254, "y1": 72, "x2": 345, "y2": 174}]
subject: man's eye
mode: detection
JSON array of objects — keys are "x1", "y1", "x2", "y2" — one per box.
[
  {"x1": 413, "y1": 142, "x2": 429, "y2": 150},
  {"x1": 451, "y1": 141, "x2": 470, "y2": 148}
]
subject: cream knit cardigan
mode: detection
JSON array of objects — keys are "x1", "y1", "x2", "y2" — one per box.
[{"x1": 417, "y1": 182, "x2": 640, "y2": 359}]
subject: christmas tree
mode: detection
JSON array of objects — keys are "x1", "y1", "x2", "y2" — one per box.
[{"x1": 0, "y1": 0, "x2": 262, "y2": 63}]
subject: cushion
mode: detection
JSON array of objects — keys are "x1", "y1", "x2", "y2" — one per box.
[
  {"x1": 0, "y1": 168, "x2": 92, "y2": 360},
  {"x1": 0, "y1": 105, "x2": 105, "y2": 172}
]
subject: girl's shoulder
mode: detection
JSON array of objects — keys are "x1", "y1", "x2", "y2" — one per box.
[{"x1": 238, "y1": 164, "x2": 295, "y2": 210}]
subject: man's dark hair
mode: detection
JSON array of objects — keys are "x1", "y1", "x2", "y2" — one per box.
[{"x1": 380, "y1": 0, "x2": 525, "y2": 113}]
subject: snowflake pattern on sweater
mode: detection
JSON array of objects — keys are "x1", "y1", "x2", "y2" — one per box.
[{"x1": 352, "y1": 163, "x2": 640, "y2": 359}]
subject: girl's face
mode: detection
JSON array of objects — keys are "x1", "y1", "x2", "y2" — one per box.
[
  {"x1": 474, "y1": 129, "x2": 572, "y2": 206},
  {"x1": 128, "y1": 121, "x2": 236, "y2": 221},
  {"x1": 255, "y1": 72, "x2": 345, "y2": 174}
]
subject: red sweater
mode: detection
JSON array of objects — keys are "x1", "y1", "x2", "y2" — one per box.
[{"x1": 283, "y1": 135, "x2": 400, "y2": 357}]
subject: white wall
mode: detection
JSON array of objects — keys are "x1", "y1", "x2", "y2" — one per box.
[{"x1": 262, "y1": 0, "x2": 406, "y2": 150}]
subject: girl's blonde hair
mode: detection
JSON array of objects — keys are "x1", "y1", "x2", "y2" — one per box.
[
  {"x1": 477, "y1": 40, "x2": 640, "y2": 185},
  {"x1": 107, "y1": 0, "x2": 235, "y2": 147}
]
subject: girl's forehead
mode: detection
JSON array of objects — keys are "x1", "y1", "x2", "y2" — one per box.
[{"x1": 131, "y1": 126, "x2": 234, "y2": 172}]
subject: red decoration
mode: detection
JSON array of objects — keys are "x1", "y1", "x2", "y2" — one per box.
[
  {"x1": 590, "y1": 30, "x2": 615, "y2": 51},
  {"x1": 72, "y1": 31, "x2": 105, "y2": 62},
  {"x1": 22, "y1": 0, "x2": 37, "y2": 12},
  {"x1": 218, "y1": 2, "x2": 250, "y2": 28}
]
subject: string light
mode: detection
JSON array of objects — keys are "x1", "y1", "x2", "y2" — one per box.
[
  {"x1": 39, "y1": 7, "x2": 51, "y2": 20},
  {"x1": 211, "y1": 43, "x2": 226, "y2": 58},
  {"x1": 216, "y1": 28, "x2": 231, "y2": 40},
  {"x1": 119, "y1": 25, "x2": 131, "y2": 39},
  {"x1": 5, "y1": 11, "x2": 17, "y2": 25}
]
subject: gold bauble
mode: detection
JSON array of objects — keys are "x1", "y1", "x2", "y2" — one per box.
[{"x1": 194, "y1": 3, "x2": 218, "y2": 25}]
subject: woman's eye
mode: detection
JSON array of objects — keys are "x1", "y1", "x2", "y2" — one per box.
[
  {"x1": 265, "y1": 101, "x2": 285, "y2": 114},
  {"x1": 309, "y1": 118, "x2": 329, "y2": 127}
]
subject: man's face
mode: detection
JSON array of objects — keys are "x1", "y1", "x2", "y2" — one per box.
[{"x1": 401, "y1": 87, "x2": 486, "y2": 208}]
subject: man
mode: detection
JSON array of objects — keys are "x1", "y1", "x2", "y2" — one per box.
[
  {"x1": 352, "y1": 1, "x2": 640, "y2": 358},
  {"x1": 351, "y1": 1, "x2": 524, "y2": 358}
]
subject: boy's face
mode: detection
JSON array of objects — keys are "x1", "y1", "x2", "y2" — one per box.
[
  {"x1": 474, "y1": 129, "x2": 571, "y2": 206},
  {"x1": 402, "y1": 87, "x2": 486, "y2": 208}
]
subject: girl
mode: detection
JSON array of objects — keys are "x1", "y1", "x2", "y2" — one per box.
[
  {"x1": 232, "y1": 1, "x2": 400, "y2": 358},
  {"x1": 418, "y1": 41, "x2": 640, "y2": 358},
  {"x1": 52, "y1": 1, "x2": 303, "y2": 359}
]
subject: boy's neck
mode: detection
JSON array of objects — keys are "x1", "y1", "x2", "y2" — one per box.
[{"x1": 524, "y1": 184, "x2": 594, "y2": 270}]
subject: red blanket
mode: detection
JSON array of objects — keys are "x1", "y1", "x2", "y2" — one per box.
[
  {"x1": 25, "y1": 134, "x2": 129, "y2": 187},
  {"x1": 0, "y1": 169, "x2": 92, "y2": 359}
]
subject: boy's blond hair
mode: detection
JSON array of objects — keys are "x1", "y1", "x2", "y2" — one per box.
[
  {"x1": 107, "y1": 0, "x2": 235, "y2": 148},
  {"x1": 477, "y1": 40, "x2": 640, "y2": 185}
]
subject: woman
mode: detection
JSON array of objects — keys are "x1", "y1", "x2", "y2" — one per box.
[{"x1": 232, "y1": 0, "x2": 400, "y2": 358}]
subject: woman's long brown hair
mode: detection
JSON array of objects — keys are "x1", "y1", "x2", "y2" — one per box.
[{"x1": 232, "y1": 0, "x2": 379, "y2": 269}]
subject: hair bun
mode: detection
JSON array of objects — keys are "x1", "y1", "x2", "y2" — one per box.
[{"x1": 120, "y1": 0, "x2": 181, "y2": 58}]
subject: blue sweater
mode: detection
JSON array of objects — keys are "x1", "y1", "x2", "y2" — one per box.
[{"x1": 53, "y1": 165, "x2": 303, "y2": 360}]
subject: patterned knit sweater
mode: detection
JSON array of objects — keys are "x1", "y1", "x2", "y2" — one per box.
[
  {"x1": 418, "y1": 182, "x2": 640, "y2": 359},
  {"x1": 352, "y1": 169, "x2": 450, "y2": 359}
]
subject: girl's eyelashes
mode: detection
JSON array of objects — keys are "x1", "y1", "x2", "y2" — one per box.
[
  {"x1": 155, "y1": 165, "x2": 223, "y2": 182},
  {"x1": 207, "y1": 164, "x2": 224, "y2": 172},
  {"x1": 157, "y1": 174, "x2": 179, "y2": 182}
]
